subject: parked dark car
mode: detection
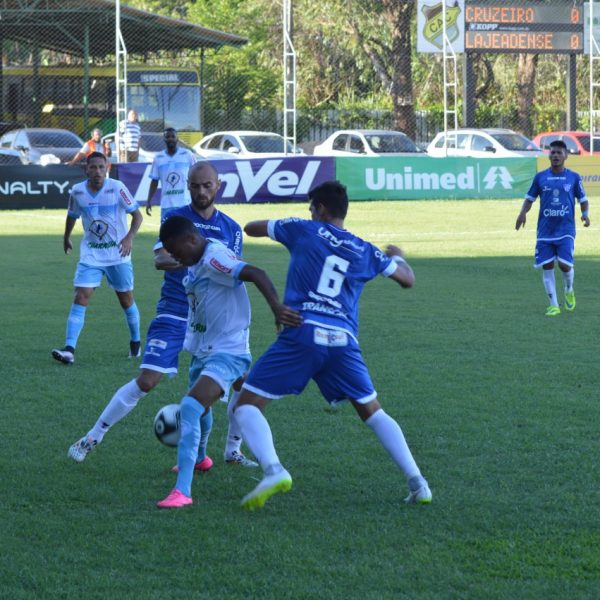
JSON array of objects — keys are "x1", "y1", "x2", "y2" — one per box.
[{"x1": 0, "y1": 127, "x2": 84, "y2": 165}]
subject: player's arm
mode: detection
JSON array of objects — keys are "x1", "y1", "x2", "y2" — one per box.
[
  {"x1": 237, "y1": 264, "x2": 302, "y2": 329},
  {"x1": 154, "y1": 247, "x2": 183, "y2": 271},
  {"x1": 515, "y1": 199, "x2": 533, "y2": 230},
  {"x1": 63, "y1": 216, "x2": 77, "y2": 254},
  {"x1": 146, "y1": 179, "x2": 159, "y2": 216},
  {"x1": 385, "y1": 245, "x2": 415, "y2": 288},
  {"x1": 580, "y1": 199, "x2": 590, "y2": 227},
  {"x1": 67, "y1": 150, "x2": 86, "y2": 166},
  {"x1": 244, "y1": 220, "x2": 270, "y2": 238},
  {"x1": 119, "y1": 208, "x2": 143, "y2": 257}
]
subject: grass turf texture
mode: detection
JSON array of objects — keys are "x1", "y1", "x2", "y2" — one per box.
[{"x1": 1, "y1": 201, "x2": 599, "y2": 599}]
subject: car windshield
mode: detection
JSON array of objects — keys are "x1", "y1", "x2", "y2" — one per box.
[
  {"x1": 28, "y1": 131, "x2": 81, "y2": 148},
  {"x1": 240, "y1": 135, "x2": 290, "y2": 153},
  {"x1": 575, "y1": 135, "x2": 600, "y2": 152},
  {"x1": 365, "y1": 133, "x2": 419, "y2": 153},
  {"x1": 491, "y1": 133, "x2": 540, "y2": 151}
]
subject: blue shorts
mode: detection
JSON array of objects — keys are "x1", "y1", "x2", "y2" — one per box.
[
  {"x1": 243, "y1": 324, "x2": 377, "y2": 405},
  {"x1": 140, "y1": 314, "x2": 187, "y2": 377},
  {"x1": 534, "y1": 237, "x2": 574, "y2": 268},
  {"x1": 189, "y1": 352, "x2": 252, "y2": 399},
  {"x1": 74, "y1": 261, "x2": 134, "y2": 292}
]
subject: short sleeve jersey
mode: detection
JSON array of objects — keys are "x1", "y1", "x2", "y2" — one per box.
[
  {"x1": 67, "y1": 179, "x2": 138, "y2": 266},
  {"x1": 149, "y1": 148, "x2": 196, "y2": 211},
  {"x1": 525, "y1": 167, "x2": 587, "y2": 241},
  {"x1": 155, "y1": 205, "x2": 243, "y2": 318},
  {"x1": 268, "y1": 218, "x2": 396, "y2": 338},
  {"x1": 183, "y1": 240, "x2": 250, "y2": 355}
]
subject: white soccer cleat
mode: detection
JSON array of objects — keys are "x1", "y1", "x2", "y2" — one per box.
[
  {"x1": 404, "y1": 476, "x2": 432, "y2": 504},
  {"x1": 68, "y1": 436, "x2": 98, "y2": 463},
  {"x1": 225, "y1": 450, "x2": 259, "y2": 468},
  {"x1": 241, "y1": 468, "x2": 292, "y2": 510},
  {"x1": 52, "y1": 347, "x2": 75, "y2": 364}
]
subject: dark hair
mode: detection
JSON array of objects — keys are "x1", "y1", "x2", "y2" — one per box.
[
  {"x1": 308, "y1": 180, "x2": 349, "y2": 219},
  {"x1": 164, "y1": 127, "x2": 177, "y2": 136},
  {"x1": 549, "y1": 139, "x2": 567, "y2": 151},
  {"x1": 159, "y1": 215, "x2": 197, "y2": 244},
  {"x1": 87, "y1": 151, "x2": 107, "y2": 164}
]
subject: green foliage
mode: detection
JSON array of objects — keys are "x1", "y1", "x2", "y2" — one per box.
[{"x1": 3, "y1": 201, "x2": 600, "y2": 598}]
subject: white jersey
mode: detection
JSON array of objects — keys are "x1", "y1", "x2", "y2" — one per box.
[
  {"x1": 149, "y1": 148, "x2": 196, "y2": 211},
  {"x1": 67, "y1": 179, "x2": 139, "y2": 266},
  {"x1": 183, "y1": 240, "x2": 251, "y2": 356}
]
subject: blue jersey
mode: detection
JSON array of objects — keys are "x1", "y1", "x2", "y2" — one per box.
[
  {"x1": 525, "y1": 168, "x2": 587, "y2": 241},
  {"x1": 155, "y1": 205, "x2": 243, "y2": 317},
  {"x1": 268, "y1": 218, "x2": 396, "y2": 337}
]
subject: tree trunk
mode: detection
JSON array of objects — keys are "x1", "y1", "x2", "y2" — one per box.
[{"x1": 516, "y1": 53, "x2": 538, "y2": 137}]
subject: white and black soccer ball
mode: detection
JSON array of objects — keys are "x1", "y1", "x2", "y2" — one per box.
[{"x1": 153, "y1": 404, "x2": 181, "y2": 447}]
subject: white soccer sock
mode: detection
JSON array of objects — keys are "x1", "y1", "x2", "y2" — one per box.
[
  {"x1": 561, "y1": 267, "x2": 574, "y2": 292},
  {"x1": 235, "y1": 404, "x2": 281, "y2": 471},
  {"x1": 365, "y1": 409, "x2": 421, "y2": 481},
  {"x1": 542, "y1": 269, "x2": 558, "y2": 306},
  {"x1": 88, "y1": 379, "x2": 147, "y2": 443},
  {"x1": 224, "y1": 389, "x2": 243, "y2": 457}
]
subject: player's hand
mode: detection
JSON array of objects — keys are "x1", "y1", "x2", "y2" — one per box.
[
  {"x1": 385, "y1": 244, "x2": 405, "y2": 259},
  {"x1": 273, "y1": 303, "x2": 303, "y2": 332},
  {"x1": 145, "y1": 205, "x2": 152, "y2": 217},
  {"x1": 63, "y1": 238, "x2": 73, "y2": 254},
  {"x1": 119, "y1": 234, "x2": 133, "y2": 257},
  {"x1": 515, "y1": 213, "x2": 526, "y2": 230},
  {"x1": 582, "y1": 215, "x2": 590, "y2": 227}
]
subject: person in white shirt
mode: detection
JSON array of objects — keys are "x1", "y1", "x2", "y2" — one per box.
[
  {"x1": 52, "y1": 152, "x2": 143, "y2": 365},
  {"x1": 119, "y1": 109, "x2": 141, "y2": 163},
  {"x1": 145, "y1": 128, "x2": 196, "y2": 217},
  {"x1": 155, "y1": 215, "x2": 302, "y2": 509}
]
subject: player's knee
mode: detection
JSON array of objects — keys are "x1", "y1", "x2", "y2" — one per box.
[{"x1": 136, "y1": 370, "x2": 162, "y2": 393}]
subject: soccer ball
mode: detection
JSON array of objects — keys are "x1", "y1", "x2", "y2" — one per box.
[{"x1": 153, "y1": 404, "x2": 181, "y2": 447}]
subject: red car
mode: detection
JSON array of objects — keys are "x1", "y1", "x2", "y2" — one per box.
[{"x1": 532, "y1": 131, "x2": 600, "y2": 155}]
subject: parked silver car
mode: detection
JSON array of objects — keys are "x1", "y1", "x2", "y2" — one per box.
[{"x1": 0, "y1": 128, "x2": 84, "y2": 165}]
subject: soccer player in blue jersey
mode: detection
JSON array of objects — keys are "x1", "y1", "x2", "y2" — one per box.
[
  {"x1": 52, "y1": 152, "x2": 143, "y2": 365},
  {"x1": 233, "y1": 180, "x2": 432, "y2": 510},
  {"x1": 155, "y1": 216, "x2": 302, "y2": 508},
  {"x1": 68, "y1": 162, "x2": 254, "y2": 468},
  {"x1": 516, "y1": 139, "x2": 590, "y2": 316},
  {"x1": 145, "y1": 128, "x2": 196, "y2": 218}
]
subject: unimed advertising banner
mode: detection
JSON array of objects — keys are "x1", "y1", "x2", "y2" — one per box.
[{"x1": 335, "y1": 156, "x2": 537, "y2": 200}]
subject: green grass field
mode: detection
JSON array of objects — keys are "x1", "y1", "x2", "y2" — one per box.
[{"x1": 2, "y1": 201, "x2": 599, "y2": 599}]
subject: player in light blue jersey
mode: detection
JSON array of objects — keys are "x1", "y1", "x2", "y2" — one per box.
[
  {"x1": 52, "y1": 152, "x2": 143, "y2": 365},
  {"x1": 516, "y1": 139, "x2": 590, "y2": 316},
  {"x1": 233, "y1": 180, "x2": 432, "y2": 510},
  {"x1": 145, "y1": 128, "x2": 196, "y2": 218},
  {"x1": 155, "y1": 216, "x2": 302, "y2": 508},
  {"x1": 68, "y1": 162, "x2": 254, "y2": 469}
]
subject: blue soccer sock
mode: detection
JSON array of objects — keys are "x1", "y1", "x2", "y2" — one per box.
[
  {"x1": 123, "y1": 302, "x2": 140, "y2": 342},
  {"x1": 65, "y1": 303, "x2": 87, "y2": 349},
  {"x1": 196, "y1": 407, "x2": 213, "y2": 462},
  {"x1": 175, "y1": 396, "x2": 204, "y2": 497}
]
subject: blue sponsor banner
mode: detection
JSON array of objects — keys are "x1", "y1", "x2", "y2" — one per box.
[{"x1": 116, "y1": 157, "x2": 336, "y2": 205}]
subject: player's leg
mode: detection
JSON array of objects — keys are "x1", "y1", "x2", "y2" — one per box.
[
  {"x1": 535, "y1": 241, "x2": 560, "y2": 315},
  {"x1": 224, "y1": 377, "x2": 259, "y2": 467},
  {"x1": 108, "y1": 263, "x2": 141, "y2": 357},
  {"x1": 52, "y1": 264, "x2": 99, "y2": 364},
  {"x1": 557, "y1": 238, "x2": 575, "y2": 311}
]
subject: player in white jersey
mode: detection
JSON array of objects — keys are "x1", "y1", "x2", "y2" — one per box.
[
  {"x1": 155, "y1": 215, "x2": 302, "y2": 509},
  {"x1": 516, "y1": 139, "x2": 589, "y2": 316},
  {"x1": 52, "y1": 152, "x2": 143, "y2": 365},
  {"x1": 146, "y1": 128, "x2": 196, "y2": 218}
]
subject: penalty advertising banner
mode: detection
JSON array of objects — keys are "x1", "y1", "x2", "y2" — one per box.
[{"x1": 335, "y1": 156, "x2": 537, "y2": 200}]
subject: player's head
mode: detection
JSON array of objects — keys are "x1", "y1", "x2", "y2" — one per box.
[
  {"x1": 308, "y1": 180, "x2": 349, "y2": 221},
  {"x1": 188, "y1": 161, "x2": 221, "y2": 212},
  {"x1": 549, "y1": 139, "x2": 568, "y2": 168},
  {"x1": 159, "y1": 215, "x2": 205, "y2": 266},
  {"x1": 164, "y1": 128, "x2": 178, "y2": 151},
  {"x1": 86, "y1": 152, "x2": 108, "y2": 188}
]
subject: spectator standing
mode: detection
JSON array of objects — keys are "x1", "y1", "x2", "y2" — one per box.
[
  {"x1": 119, "y1": 109, "x2": 141, "y2": 163},
  {"x1": 68, "y1": 127, "x2": 111, "y2": 170}
]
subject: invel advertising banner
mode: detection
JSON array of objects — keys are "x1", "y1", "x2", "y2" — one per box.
[
  {"x1": 117, "y1": 157, "x2": 336, "y2": 204},
  {"x1": 335, "y1": 156, "x2": 537, "y2": 200}
]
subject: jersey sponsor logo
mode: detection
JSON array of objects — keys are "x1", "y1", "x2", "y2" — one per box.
[
  {"x1": 308, "y1": 290, "x2": 342, "y2": 309},
  {"x1": 166, "y1": 172, "x2": 181, "y2": 188},
  {"x1": 89, "y1": 219, "x2": 109, "y2": 239},
  {"x1": 209, "y1": 257, "x2": 232, "y2": 274},
  {"x1": 119, "y1": 188, "x2": 132, "y2": 205},
  {"x1": 543, "y1": 206, "x2": 569, "y2": 217},
  {"x1": 302, "y1": 301, "x2": 347, "y2": 318},
  {"x1": 87, "y1": 240, "x2": 118, "y2": 249},
  {"x1": 314, "y1": 327, "x2": 348, "y2": 347},
  {"x1": 317, "y1": 226, "x2": 364, "y2": 253}
]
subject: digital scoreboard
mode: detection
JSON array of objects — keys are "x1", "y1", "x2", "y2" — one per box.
[{"x1": 465, "y1": 2, "x2": 584, "y2": 53}]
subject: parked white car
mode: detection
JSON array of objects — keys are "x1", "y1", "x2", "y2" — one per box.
[
  {"x1": 313, "y1": 129, "x2": 424, "y2": 157},
  {"x1": 427, "y1": 128, "x2": 544, "y2": 158},
  {"x1": 193, "y1": 130, "x2": 303, "y2": 159}
]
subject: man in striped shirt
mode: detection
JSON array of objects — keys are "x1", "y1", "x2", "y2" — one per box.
[{"x1": 119, "y1": 109, "x2": 141, "y2": 162}]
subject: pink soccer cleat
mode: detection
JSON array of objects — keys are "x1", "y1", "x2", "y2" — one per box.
[
  {"x1": 170, "y1": 456, "x2": 214, "y2": 474},
  {"x1": 156, "y1": 488, "x2": 193, "y2": 509}
]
